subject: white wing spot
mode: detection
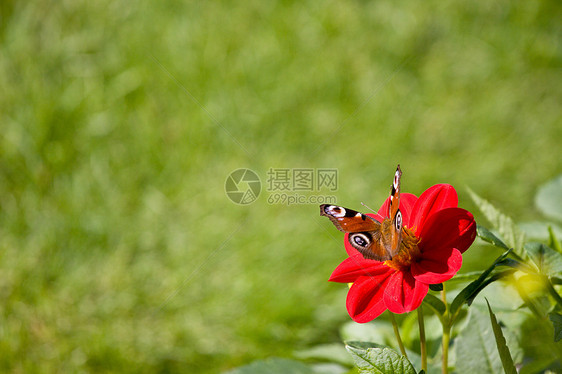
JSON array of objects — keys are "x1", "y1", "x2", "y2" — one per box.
[
  {"x1": 327, "y1": 206, "x2": 346, "y2": 217},
  {"x1": 395, "y1": 210, "x2": 403, "y2": 230},
  {"x1": 351, "y1": 233, "x2": 370, "y2": 248}
]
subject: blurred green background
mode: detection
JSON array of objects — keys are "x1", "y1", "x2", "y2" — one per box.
[{"x1": 0, "y1": 0, "x2": 560, "y2": 372}]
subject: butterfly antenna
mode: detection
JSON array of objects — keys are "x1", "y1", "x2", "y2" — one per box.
[{"x1": 360, "y1": 202, "x2": 377, "y2": 213}]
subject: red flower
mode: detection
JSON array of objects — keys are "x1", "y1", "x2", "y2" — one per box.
[{"x1": 329, "y1": 184, "x2": 476, "y2": 323}]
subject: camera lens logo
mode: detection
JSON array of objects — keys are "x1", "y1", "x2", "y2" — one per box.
[{"x1": 225, "y1": 169, "x2": 261, "y2": 205}]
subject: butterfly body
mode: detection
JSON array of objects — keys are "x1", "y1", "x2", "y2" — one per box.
[{"x1": 320, "y1": 165, "x2": 403, "y2": 262}]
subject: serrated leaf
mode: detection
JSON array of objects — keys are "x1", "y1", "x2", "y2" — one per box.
[
  {"x1": 345, "y1": 345, "x2": 416, "y2": 374},
  {"x1": 346, "y1": 341, "x2": 386, "y2": 350},
  {"x1": 225, "y1": 358, "x2": 315, "y2": 374},
  {"x1": 450, "y1": 249, "x2": 512, "y2": 320},
  {"x1": 525, "y1": 242, "x2": 562, "y2": 277},
  {"x1": 548, "y1": 313, "x2": 562, "y2": 342},
  {"x1": 455, "y1": 309, "x2": 507, "y2": 374},
  {"x1": 486, "y1": 300, "x2": 517, "y2": 374},
  {"x1": 477, "y1": 225, "x2": 510, "y2": 250},
  {"x1": 468, "y1": 189, "x2": 526, "y2": 259},
  {"x1": 346, "y1": 345, "x2": 440, "y2": 374},
  {"x1": 536, "y1": 174, "x2": 562, "y2": 221}
]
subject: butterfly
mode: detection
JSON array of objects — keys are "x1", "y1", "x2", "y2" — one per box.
[{"x1": 320, "y1": 165, "x2": 403, "y2": 261}]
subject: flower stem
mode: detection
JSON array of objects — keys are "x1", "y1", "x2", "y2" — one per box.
[
  {"x1": 442, "y1": 326, "x2": 450, "y2": 374},
  {"x1": 388, "y1": 311, "x2": 408, "y2": 358},
  {"x1": 441, "y1": 283, "x2": 447, "y2": 305},
  {"x1": 417, "y1": 306, "x2": 427, "y2": 372},
  {"x1": 441, "y1": 285, "x2": 450, "y2": 374}
]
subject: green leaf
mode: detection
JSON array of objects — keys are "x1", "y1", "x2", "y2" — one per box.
[
  {"x1": 524, "y1": 242, "x2": 562, "y2": 277},
  {"x1": 429, "y1": 283, "x2": 443, "y2": 291},
  {"x1": 465, "y1": 269, "x2": 517, "y2": 306},
  {"x1": 548, "y1": 313, "x2": 562, "y2": 342},
  {"x1": 345, "y1": 345, "x2": 416, "y2": 374},
  {"x1": 408, "y1": 349, "x2": 441, "y2": 374},
  {"x1": 495, "y1": 258, "x2": 526, "y2": 270},
  {"x1": 468, "y1": 189, "x2": 526, "y2": 259},
  {"x1": 536, "y1": 174, "x2": 562, "y2": 221},
  {"x1": 455, "y1": 308, "x2": 509, "y2": 374},
  {"x1": 346, "y1": 341, "x2": 386, "y2": 350},
  {"x1": 225, "y1": 358, "x2": 315, "y2": 374},
  {"x1": 548, "y1": 226, "x2": 562, "y2": 254},
  {"x1": 346, "y1": 342, "x2": 442, "y2": 374},
  {"x1": 449, "y1": 271, "x2": 485, "y2": 282},
  {"x1": 495, "y1": 257, "x2": 536, "y2": 275},
  {"x1": 513, "y1": 274, "x2": 552, "y2": 318},
  {"x1": 422, "y1": 293, "x2": 446, "y2": 317},
  {"x1": 450, "y1": 249, "x2": 512, "y2": 320},
  {"x1": 486, "y1": 299, "x2": 517, "y2": 374},
  {"x1": 477, "y1": 224, "x2": 510, "y2": 250},
  {"x1": 519, "y1": 359, "x2": 559, "y2": 374}
]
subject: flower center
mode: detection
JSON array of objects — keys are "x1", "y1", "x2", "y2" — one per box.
[{"x1": 384, "y1": 226, "x2": 420, "y2": 270}]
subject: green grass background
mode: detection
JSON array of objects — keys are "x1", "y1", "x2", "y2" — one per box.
[{"x1": 0, "y1": 0, "x2": 561, "y2": 372}]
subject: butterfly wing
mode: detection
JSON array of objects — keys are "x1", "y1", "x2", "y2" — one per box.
[
  {"x1": 320, "y1": 164, "x2": 405, "y2": 261},
  {"x1": 387, "y1": 165, "x2": 403, "y2": 256},
  {"x1": 320, "y1": 204, "x2": 392, "y2": 261},
  {"x1": 320, "y1": 204, "x2": 380, "y2": 232}
]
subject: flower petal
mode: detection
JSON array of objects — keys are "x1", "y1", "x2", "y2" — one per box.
[
  {"x1": 410, "y1": 184, "x2": 458, "y2": 234},
  {"x1": 399, "y1": 193, "x2": 418, "y2": 227},
  {"x1": 411, "y1": 247, "x2": 463, "y2": 283},
  {"x1": 344, "y1": 234, "x2": 360, "y2": 257},
  {"x1": 383, "y1": 270, "x2": 429, "y2": 314},
  {"x1": 329, "y1": 254, "x2": 391, "y2": 283},
  {"x1": 347, "y1": 272, "x2": 393, "y2": 323},
  {"x1": 419, "y1": 207, "x2": 477, "y2": 254}
]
